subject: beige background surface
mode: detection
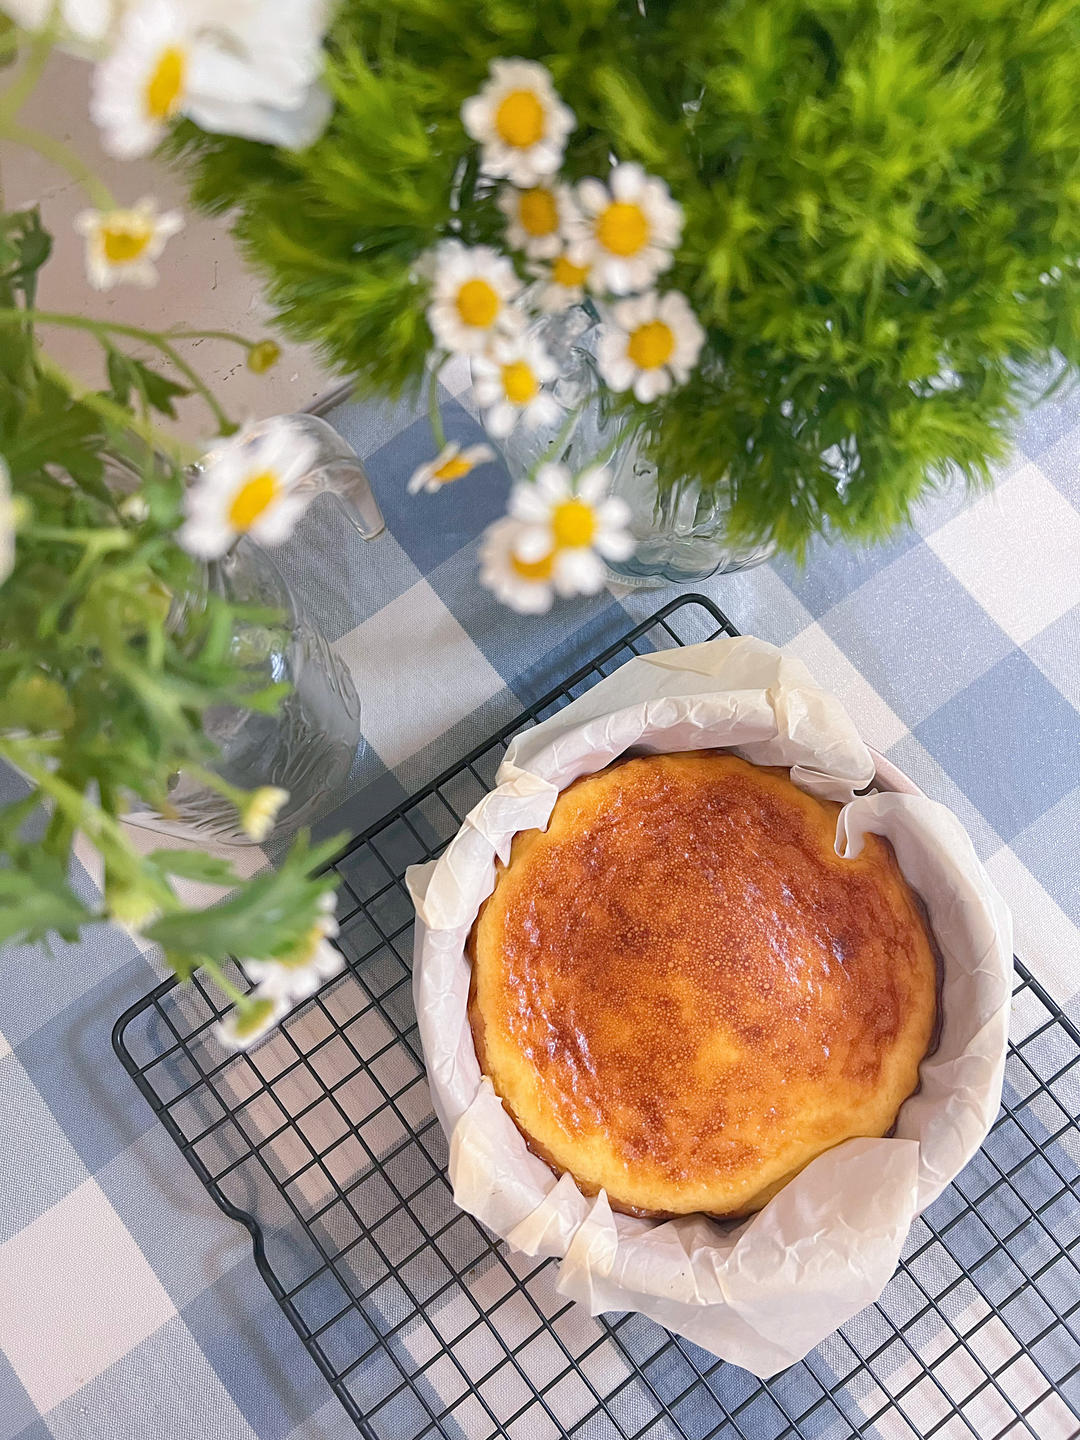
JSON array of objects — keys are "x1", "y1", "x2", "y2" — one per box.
[{"x1": 2, "y1": 50, "x2": 336, "y2": 441}]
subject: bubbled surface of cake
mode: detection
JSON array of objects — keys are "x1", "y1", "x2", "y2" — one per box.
[{"x1": 468, "y1": 752, "x2": 939, "y2": 1218}]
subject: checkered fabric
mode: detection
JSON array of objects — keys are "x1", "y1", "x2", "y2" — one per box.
[{"x1": 1, "y1": 359, "x2": 1078, "y2": 1440}]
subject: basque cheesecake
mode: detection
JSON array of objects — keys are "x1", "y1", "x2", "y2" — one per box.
[{"x1": 468, "y1": 751, "x2": 938, "y2": 1218}]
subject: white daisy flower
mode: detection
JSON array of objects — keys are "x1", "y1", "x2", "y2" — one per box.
[
  {"x1": 597, "y1": 289, "x2": 706, "y2": 403},
  {"x1": 90, "y1": 0, "x2": 331, "y2": 160},
  {"x1": 215, "y1": 990, "x2": 287, "y2": 1050},
  {"x1": 182, "y1": 0, "x2": 332, "y2": 149},
  {"x1": 288, "y1": 892, "x2": 340, "y2": 956},
  {"x1": 497, "y1": 182, "x2": 572, "y2": 260},
  {"x1": 407, "y1": 442, "x2": 495, "y2": 495},
  {"x1": 246, "y1": 939, "x2": 343, "y2": 1004},
  {"x1": 478, "y1": 517, "x2": 559, "y2": 615},
  {"x1": 472, "y1": 334, "x2": 560, "y2": 439},
  {"x1": 239, "y1": 785, "x2": 289, "y2": 841},
  {"x1": 531, "y1": 251, "x2": 593, "y2": 312},
  {"x1": 253, "y1": 890, "x2": 340, "y2": 988},
  {"x1": 74, "y1": 199, "x2": 183, "y2": 290},
  {"x1": 462, "y1": 58, "x2": 575, "y2": 187},
  {"x1": 566, "y1": 162, "x2": 684, "y2": 295},
  {"x1": 426, "y1": 241, "x2": 524, "y2": 355},
  {"x1": 509, "y1": 463, "x2": 634, "y2": 596},
  {"x1": 1, "y1": 457, "x2": 16, "y2": 588},
  {"x1": 179, "y1": 418, "x2": 319, "y2": 558},
  {"x1": 2, "y1": 0, "x2": 119, "y2": 44},
  {"x1": 90, "y1": 0, "x2": 194, "y2": 158}
]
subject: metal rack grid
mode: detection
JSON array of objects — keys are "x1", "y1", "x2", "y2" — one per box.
[{"x1": 113, "y1": 594, "x2": 1080, "y2": 1440}]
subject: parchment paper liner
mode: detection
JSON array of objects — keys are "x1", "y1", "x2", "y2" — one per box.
[{"x1": 407, "y1": 636, "x2": 1012, "y2": 1376}]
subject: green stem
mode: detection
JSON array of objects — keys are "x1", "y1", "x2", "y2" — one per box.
[
  {"x1": 1, "y1": 121, "x2": 113, "y2": 209},
  {"x1": 587, "y1": 434, "x2": 620, "y2": 474},
  {"x1": 26, "y1": 524, "x2": 132, "y2": 549},
  {"x1": 0, "y1": 739, "x2": 132, "y2": 853},
  {"x1": 41, "y1": 774, "x2": 76, "y2": 860},
  {"x1": 152, "y1": 334, "x2": 236, "y2": 435},
  {"x1": 38, "y1": 354, "x2": 199, "y2": 466},
  {"x1": 0, "y1": 22, "x2": 53, "y2": 127},
  {"x1": 529, "y1": 402, "x2": 584, "y2": 481},
  {"x1": 0, "y1": 310, "x2": 237, "y2": 435},
  {"x1": 0, "y1": 308, "x2": 257, "y2": 355},
  {"x1": 200, "y1": 957, "x2": 250, "y2": 1009},
  {"x1": 428, "y1": 360, "x2": 447, "y2": 449},
  {"x1": 162, "y1": 325, "x2": 260, "y2": 349}
]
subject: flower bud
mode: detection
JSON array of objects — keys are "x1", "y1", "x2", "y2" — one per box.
[{"x1": 247, "y1": 340, "x2": 281, "y2": 374}]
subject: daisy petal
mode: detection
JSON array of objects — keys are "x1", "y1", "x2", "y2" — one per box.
[
  {"x1": 611, "y1": 162, "x2": 646, "y2": 201},
  {"x1": 576, "y1": 467, "x2": 611, "y2": 505},
  {"x1": 485, "y1": 402, "x2": 517, "y2": 439},
  {"x1": 535, "y1": 463, "x2": 572, "y2": 503},
  {"x1": 554, "y1": 546, "x2": 607, "y2": 595},
  {"x1": 510, "y1": 523, "x2": 553, "y2": 562},
  {"x1": 509, "y1": 487, "x2": 553, "y2": 524},
  {"x1": 525, "y1": 394, "x2": 562, "y2": 430},
  {"x1": 596, "y1": 526, "x2": 636, "y2": 562},
  {"x1": 602, "y1": 357, "x2": 636, "y2": 392},
  {"x1": 577, "y1": 178, "x2": 609, "y2": 213},
  {"x1": 597, "y1": 496, "x2": 632, "y2": 528}
]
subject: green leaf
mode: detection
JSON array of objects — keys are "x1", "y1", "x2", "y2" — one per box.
[
  {"x1": 0, "y1": 673, "x2": 75, "y2": 733},
  {"x1": 7, "y1": 375, "x2": 105, "y2": 484},
  {"x1": 144, "y1": 833, "x2": 345, "y2": 963},
  {"x1": 105, "y1": 352, "x2": 190, "y2": 419},
  {"x1": 105, "y1": 348, "x2": 134, "y2": 408},
  {"x1": 163, "y1": 948, "x2": 198, "y2": 982},
  {"x1": 0, "y1": 852, "x2": 95, "y2": 946},
  {"x1": 1, "y1": 207, "x2": 52, "y2": 306},
  {"x1": 147, "y1": 850, "x2": 241, "y2": 885},
  {"x1": 130, "y1": 359, "x2": 191, "y2": 419}
]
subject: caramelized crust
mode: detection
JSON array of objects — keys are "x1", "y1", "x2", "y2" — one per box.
[{"x1": 469, "y1": 752, "x2": 938, "y2": 1218}]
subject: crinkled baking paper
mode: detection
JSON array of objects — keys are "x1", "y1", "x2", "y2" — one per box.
[{"x1": 406, "y1": 636, "x2": 1012, "y2": 1376}]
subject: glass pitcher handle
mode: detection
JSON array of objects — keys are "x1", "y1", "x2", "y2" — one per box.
[
  {"x1": 315, "y1": 457, "x2": 385, "y2": 540},
  {"x1": 289, "y1": 412, "x2": 385, "y2": 540}
]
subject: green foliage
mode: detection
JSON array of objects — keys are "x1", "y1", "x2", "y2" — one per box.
[
  {"x1": 0, "y1": 850, "x2": 94, "y2": 947},
  {"x1": 0, "y1": 204, "x2": 340, "y2": 994},
  {"x1": 145, "y1": 833, "x2": 342, "y2": 971},
  {"x1": 105, "y1": 351, "x2": 191, "y2": 419},
  {"x1": 176, "y1": 0, "x2": 1080, "y2": 551}
]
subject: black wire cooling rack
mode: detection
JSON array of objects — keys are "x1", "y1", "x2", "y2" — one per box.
[{"x1": 113, "y1": 594, "x2": 1080, "y2": 1440}]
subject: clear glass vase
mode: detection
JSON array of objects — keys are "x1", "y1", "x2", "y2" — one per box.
[
  {"x1": 125, "y1": 415, "x2": 383, "y2": 845},
  {"x1": 489, "y1": 310, "x2": 775, "y2": 586}
]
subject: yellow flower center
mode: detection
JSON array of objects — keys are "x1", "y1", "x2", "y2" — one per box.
[
  {"x1": 551, "y1": 254, "x2": 589, "y2": 287},
  {"x1": 227, "y1": 470, "x2": 280, "y2": 530},
  {"x1": 518, "y1": 187, "x2": 559, "y2": 236},
  {"x1": 494, "y1": 89, "x2": 546, "y2": 148},
  {"x1": 101, "y1": 221, "x2": 153, "y2": 264},
  {"x1": 247, "y1": 340, "x2": 281, "y2": 374},
  {"x1": 551, "y1": 498, "x2": 597, "y2": 548},
  {"x1": 511, "y1": 550, "x2": 556, "y2": 581},
  {"x1": 627, "y1": 320, "x2": 676, "y2": 370},
  {"x1": 597, "y1": 201, "x2": 649, "y2": 257},
  {"x1": 456, "y1": 278, "x2": 500, "y2": 328},
  {"x1": 145, "y1": 45, "x2": 187, "y2": 121},
  {"x1": 502, "y1": 361, "x2": 539, "y2": 404},
  {"x1": 281, "y1": 925, "x2": 322, "y2": 969},
  {"x1": 433, "y1": 454, "x2": 474, "y2": 482},
  {"x1": 234, "y1": 996, "x2": 277, "y2": 1038}
]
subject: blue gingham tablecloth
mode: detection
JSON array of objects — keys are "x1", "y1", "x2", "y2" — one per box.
[{"x1": 1, "y1": 355, "x2": 1079, "y2": 1440}]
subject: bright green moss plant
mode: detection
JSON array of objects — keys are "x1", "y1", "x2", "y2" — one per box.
[{"x1": 173, "y1": 0, "x2": 1080, "y2": 554}]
